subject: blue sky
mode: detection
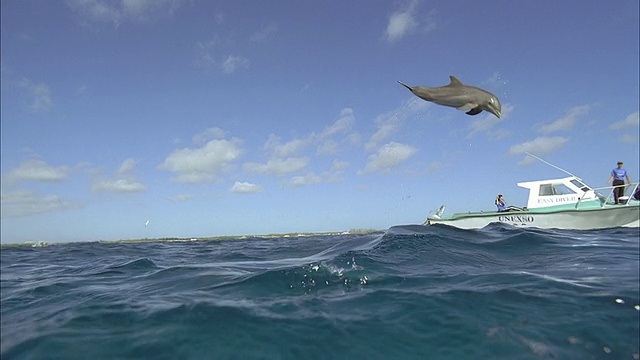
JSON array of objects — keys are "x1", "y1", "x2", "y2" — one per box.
[{"x1": 1, "y1": 0, "x2": 638, "y2": 243}]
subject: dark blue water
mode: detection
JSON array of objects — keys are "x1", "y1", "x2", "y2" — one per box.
[{"x1": 2, "y1": 224, "x2": 639, "y2": 359}]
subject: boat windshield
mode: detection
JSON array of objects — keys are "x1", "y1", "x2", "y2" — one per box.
[
  {"x1": 539, "y1": 184, "x2": 576, "y2": 196},
  {"x1": 570, "y1": 179, "x2": 591, "y2": 192}
]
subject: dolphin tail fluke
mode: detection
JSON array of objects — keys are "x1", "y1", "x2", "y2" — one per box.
[{"x1": 397, "y1": 81, "x2": 413, "y2": 91}]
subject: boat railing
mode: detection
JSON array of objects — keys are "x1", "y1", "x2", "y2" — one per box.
[{"x1": 588, "y1": 181, "x2": 640, "y2": 207}]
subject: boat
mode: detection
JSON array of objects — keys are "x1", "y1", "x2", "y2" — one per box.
[{"x1": 425, "y1": 156, "x2": 640, "y2": 230}]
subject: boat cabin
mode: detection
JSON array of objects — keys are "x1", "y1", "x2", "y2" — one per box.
[{"x1": 517, "y1": 176, "x2": 598, "y2": 210}]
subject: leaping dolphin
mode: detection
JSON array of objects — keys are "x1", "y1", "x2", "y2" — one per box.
[{"x1": 397, "y1": 76, "x2": 502, "y2": 118}]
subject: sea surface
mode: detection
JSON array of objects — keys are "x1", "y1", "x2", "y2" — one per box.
[{"x1": 1, "y1": 224, "x2": 639, "y2": 360}]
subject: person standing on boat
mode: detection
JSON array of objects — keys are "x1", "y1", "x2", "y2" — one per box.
[{"x1": 608, "y1": 161, "x2": 631, "y2": 204}]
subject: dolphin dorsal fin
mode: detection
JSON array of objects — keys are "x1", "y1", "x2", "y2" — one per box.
[{"x1": 449, "y1": 76, "x2": 463, "y2": 86}]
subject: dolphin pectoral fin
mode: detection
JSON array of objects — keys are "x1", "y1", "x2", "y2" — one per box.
[
  {"x1": 465, "y1": 107, "x2": 483, "y2": 116},
  {"x1": 397, "y1": 81, "x2": 413, "y2": 91}
]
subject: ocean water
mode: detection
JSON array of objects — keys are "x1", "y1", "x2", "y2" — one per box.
[{"x1": 1, "y1": 224, "x2": 639, "y2": 360}]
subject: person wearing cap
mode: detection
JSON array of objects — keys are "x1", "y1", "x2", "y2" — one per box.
[{"x1": 608, "y1": 161, "x2": 631, "y2": 204}]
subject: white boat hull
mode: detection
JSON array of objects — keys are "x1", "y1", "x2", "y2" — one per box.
[{"x1": 427, "y1": 205, "x2": 640, "y2": 230}]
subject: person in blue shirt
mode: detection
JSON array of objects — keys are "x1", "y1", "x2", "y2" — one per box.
[
  {"x1": 607, "y1": 161, "x2": 631, "y2": 204},
  {"x1": 495, "y1": 194, "x2": 523, "y2": 212}
]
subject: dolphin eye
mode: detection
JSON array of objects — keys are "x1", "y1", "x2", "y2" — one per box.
[{"x1": 490, "y1": 98, "x2": 494, "y2": 104}]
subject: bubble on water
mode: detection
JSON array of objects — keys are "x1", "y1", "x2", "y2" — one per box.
[
  {"x1": 615, "y1": 298, "x2": 624, "y2": 304},
  {"x1": 567, "y1": 336, "x2": 581, "y2": 345}
]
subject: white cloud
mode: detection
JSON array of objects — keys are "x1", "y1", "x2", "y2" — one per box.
[
  {"x1": 609, "y1": 111, "x2": 639, "y2": 130},
  {"x1": 92, "y1": 178, "x2": 147, "y2": 193},
  {"x1": 250, "y1": 23, "x2": 278, "y2": 43},
  {"x1": 1, "y1": 189, "x2": 79, "y2": 218},
  {"x1": 66, "y1": 0, "x2": 186, "y2": 27},
  {"x1": 486, "y1": 128, "x2": 512, "y2": 141},
  {"x1": 264, "y1": 134, "x2": 313, "y2": 158},
  {"x1": 195, "y1": 40, "x2": 218, "y2": 71},
  {"x1": 246, "y1": 109, "x2": 358, "y2": 179},
  {"x1": 92, "y1": 158, "x2": 146, "y2": 193},
  {"x1": 230, "y1": 181, "x2": 263, "y2": 194},
  {"x1": 361, "y1": 142, "x2": 418, "y2": 174},
  {"x1": 332, "y1": 160, "x2": 349, "y2": 171},
  {"x1": 384, "y1": 2, "x2": 418, "y2": 42},
  {"x1": 6, "y1": 159, "x2": 70, "y2": 183},
  {"x1": 286, "y1": 161, "x2": 347, "y2": 187},
  {"x1": 116, "y1": 158, "x2": 137, "y2": 175},
  {"x1": 316, "y1": 140, "x2": 339, "y2": 155},
  {"x1": 537, "y1": 105, "x2": 589, "y2": 134},
  {"x1": 168, "y1": 194, "x2": 193, "y2": 202},
  {"x1": 159, "y1": 138, "x2": 243, "y2": 183},
  {"x1": 244, "y1": 157, "x2": 308, "y2": 175},
  {"x1": 508, "y1": 136, "x2": 569, "y2": 165},
  {"x1": 222, "y1": 55, "x2": 250, "y2": 74},
  {"x1": 322, "y1": 108, "x2": 355, "y2": 137},
  {"x1": 193, "y1": 127, "x2": 226, "y2": 144},
  {"x1": 366, "y1": 98, "x2": 428, "y2": 151},
  {"x1": 466, "y1": 103, "x2": 513, "y2": 139},
  {"x1": 483, "y1": 71, "x2": 509, "y2": 88},
  {"x1": 384, "y1": 1, "x2": 436, "y2": 42},
  {"x1": 17, "y1": 79, "x2": 53, "y2": 112},
  {"x1": 287, "y1": 173, "x2": 322, "y2": 187},
  {"x1": 619, "y1": 134, "x2": 638, "y2": 144}
]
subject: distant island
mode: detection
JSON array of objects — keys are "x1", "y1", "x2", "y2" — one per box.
[{"x1": 0, "y1": 228, "x2": 384, "y2": 248}]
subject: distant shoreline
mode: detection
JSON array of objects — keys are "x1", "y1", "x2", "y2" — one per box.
[{"x1": 0, "y1": 228, "x2": 384, "y2": 248}]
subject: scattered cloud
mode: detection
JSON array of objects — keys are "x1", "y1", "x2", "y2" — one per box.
[
  {"x1": 486, "y1": 128, "x2": 512, "y2": 141},
  {"x1": 194, "y1": 39, "x2": 218, "y2": 70},
  {"x1": 331, "y1": 160, "x2": 349, "y2": 171},
  {"x1": 609, "y1": 111, "x2": 639, "y2": 130},
  {"x1": 287, "y1": 173, "x2": 322, "y2": 187},
  {"x1": 366, "y1": 98, "x2": 428, "y2": 151},
  {"x1": 264, "y1": 134, "x2": 313, "y2": 158},
  {"x1": 483, "y1": 71, "x2": 509, "y2": 87},
  {"x1": 466, "y1": 103, "x2": 514, "y2": 139},
  {"x1": 321, "y1": 108, "x2": 355, "y2": 138},
  {"x1": 244, "y1": 157, "x2": 308, "y2": 175},
  {"x1": 384, "y1": 1, "x2": 437, "y2": 42},
  {"x1": 159, "y1": 137, "x2": 243, "y2": 183},
  {"x1": 316, "y1": 140, "x2": 339, "y2": 155},
  {"x1": 5, "y1": 158, "x2": 70, "y2": 183},
  {"x1": 193, "y1": 127, "x2": 226, "y2": 144},
  {"x1": 1, "y1": 189, "x2": 79, "y2": 218},
  {"x1": 195, "y1": 37, "x2": 250, "y2": 75},
  {"x1": 536, "y1": 105, "x2": 589, "y2": 134},
  {"x1": 361, "y1": 142, "x2": 418, "y2": 174},
  {"x1": 92, "y1": 158, "x2": 147, "y2": 193},
  {"x1": 286, "y1": 160, "x2": 348, "y2": 187},
  {"x1": 168, "y1": 194, "x2": 193, "y2": 202},
  {"x1": 619, "y1": 134, "x2": 639, "y2": 144},
  {"x1": 17, "y1": 79, "x2": 54, "y2": 112},
  {"x1": 250, "y1": 23, "x2": 278, "y2": 43},
  {"x1": 508, "y1": 136, "x2": 569, "y2": 165},
  {"x1": 222, "y1": 55, "x2": 250, "y2": 74},
  {"x1": 246, "y1": 108, "x2": 358, "y2": 178},
  {"x1": 66, "y1": 0, "x2": 186, "y2": 27},
  {"x1": 230, "y1": 181, "x2": 263, "y2": 194}
]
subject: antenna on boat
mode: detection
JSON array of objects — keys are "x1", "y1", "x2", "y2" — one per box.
[{"x1": 525, "y1": 152, "x2": 578, "y2": 178}]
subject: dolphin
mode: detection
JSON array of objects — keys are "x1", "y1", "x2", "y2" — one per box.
[{"x1": 397, "y1": 76, "x2": 502, "y2": 118}]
